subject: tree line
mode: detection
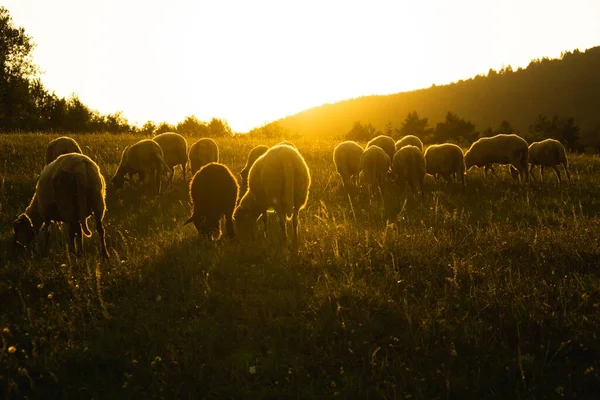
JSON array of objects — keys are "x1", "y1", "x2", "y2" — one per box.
[
  {"x1": 345, "y1": 110, "x2": 584, "y2": 151},
  {"x1": 0, "y1": 7, "x2": 232, "y2": 137}
]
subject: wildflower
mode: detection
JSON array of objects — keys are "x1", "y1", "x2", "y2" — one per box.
[
  {"x1": 8, "y1": 346, "x2": 17, "y2": 354},
  {"x1": 249, "y1": 365, "x2": 257, "y2": 375}
]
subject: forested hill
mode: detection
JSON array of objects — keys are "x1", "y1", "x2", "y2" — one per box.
[{"x1": 272, "y1": 46, "x2": 600, "y2": 140}]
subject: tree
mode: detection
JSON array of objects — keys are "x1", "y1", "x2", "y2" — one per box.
[
  {"x1": 0, "y1": 7, "x2": 38, "y2": 130},
  {"x1": 528, "y1": 114, "x2": 580, "y2": 151},
  {"x1": 208, "y1": 118, "x2": 232, "y2": 137},
  {"x1": 396, "y1": 112, "x2": 432, "y2": 140},
  {"x1": 248, "y1": 121, "x2": 286, "y2": 139},
  {"x1": 177, "y1": 115, "x2": 209, "y2": 137},
  {"x1": 434, "y1": 112, "x2": 477, "y2": 143},
  {"x1": 345, "y1": 121, "x2": 380, "y2": 141},
  {"x1": 154, "y1": 122, "x2": 177, "y2": 135}
]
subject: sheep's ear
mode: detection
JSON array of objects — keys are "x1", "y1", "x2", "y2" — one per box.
[{"x1": 183, "y1": 216, "x2": 194, "y2": 225}]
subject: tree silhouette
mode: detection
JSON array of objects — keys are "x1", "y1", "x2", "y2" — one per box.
[{"x1": 396, "y1": 112, "x2": 432, "y2": 140}]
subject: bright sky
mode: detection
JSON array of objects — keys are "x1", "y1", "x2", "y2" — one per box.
[{"x1": 4, "y1": 0, "x2": 600, "y2": 132}]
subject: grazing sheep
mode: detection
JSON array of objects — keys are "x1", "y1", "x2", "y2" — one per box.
[
  {"x1": 189, "y1": 138, "x2": 219, "y2": 175},
  {"x1": 184, "y1": 163, "x2": 239, "y2": 239},
  {"x1": 367, "y1": 135, "x2": 396, "y2": 162},
  {"x1": 152, "y1": 132, "x2": 188, "y2": 183},
  {"x1": 464, "y1": 134, "x2": 529, "y2": 183},
  {"x1": 45, "y1": 136, "x2": 83, "y2": 165},
  {"x1": 395, "y1": 135, "x2": 424, "y2": 153},
  {"x1": 392, "y1": 145, "x2": 426, "y2": 197},
  {"x1": 528, "y1": 139, "x2": 571, "y2": 184},
  {"x1": 111, "y1": 139, "x2": 172, "y2": 194},
  {"x1": 424, "y1": 143, "x2": 466, "y2": 189},
  {"x1": 360, "y1": 145, "x2": 391, "y2": 197},
  {"x1": 240, "y1": 145, "x2": 269, "y2": 189},
  {"x1": 13, "y1": 153, "x2": 108, "y2": 258},
  {"x1": 234, "y1": 144, "x2": 310, "y2": 248},
  {"x1": 333, "y1": 141, "x2": 363, "y2": 191}
]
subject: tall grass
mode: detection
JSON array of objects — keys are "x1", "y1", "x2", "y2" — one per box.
[{"x1": 1, "y1": 133, "x2": 600, "y2": 398}]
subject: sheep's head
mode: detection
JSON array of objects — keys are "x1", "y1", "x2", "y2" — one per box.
[
  {"x1": 111, "y1": 173, "x2": 127, "y2": 189},
  {"x1": 184, "y1": 214, "x2": 221, "y2": 239},
  {"x1": 13, "y1": 214, "x2": 35, "y2": 248},
  {"x1": 464, "y1": 150, "x2": 476, "y2": 169}
]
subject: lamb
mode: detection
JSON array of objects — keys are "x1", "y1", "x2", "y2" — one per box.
[
  {"x1": 184, "y1": 163, "x2": 239, "y2": 239},
  {"x1": 333, "y1": 141, "x2": 363, "y2": 191},
  {"x1": 45, "y1": 136, "x2": 83, "y2": 165},
  {"x1": 360, "y1": 145, "x2": 391, "y2": 196},
  {"x1": 366, "y1": 135, "x2": 396, "y2": 162},
  {"x1": 239, "y1": 145, "x2": 269, "y2": 189},
  {"x1": 424, "y1": 143, "x2": 466, "y2": 189},
  {"x1": 234, "y1": 144, "x2": 311, "y2": 248},
  {"x1": 395, "y1": 135, "x2": 423, "y2": 153},
  {"x1": 152, "y1": 132, "x2": 188, "y2": 183},
  {"x1": 464, "y1": 134, "x2": 529, "y2": 183},
  {"x1": 528, "y1": 139, "x2": 571, "y2": 184},
  {"x1": 189, "y1": 138, "x2": 219, "y2": 175},
  {"x1": 392, "y1": 145, "x2": 426, "y2": 197},
  {"x1": 111, "y1": 139, "x2": 172, "y2": 194},
  {"x1": 13, "y1": 153, "x2": 108, "y2": 258}
]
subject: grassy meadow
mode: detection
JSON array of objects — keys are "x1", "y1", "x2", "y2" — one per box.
[{"x1": 1, "y1": 133, "x2": 600, "y2": 399}]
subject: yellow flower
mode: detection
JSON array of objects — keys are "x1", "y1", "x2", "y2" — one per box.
[{"x1": 8, "y1": 346, "x2": 17, "y2": 354}]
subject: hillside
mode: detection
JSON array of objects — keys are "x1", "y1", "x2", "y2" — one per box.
[{"x1": 273, "y1": 46, "x2": 600, "y2": 139}]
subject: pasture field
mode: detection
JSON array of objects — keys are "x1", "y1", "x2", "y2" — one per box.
[{"x1": 1, "y1": 133, "x2": 600, "y2": 399}]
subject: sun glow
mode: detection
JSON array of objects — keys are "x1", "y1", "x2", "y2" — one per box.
[{"x1": 4, "y1": 0, "x2": 600, "y2": 132}]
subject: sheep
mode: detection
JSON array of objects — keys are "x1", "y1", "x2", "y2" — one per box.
[
  {"x1": 366, "y1": 135, "x2": 396, "y2": 161},
  {"x1": 184, "y1": 163, "x2": 239, "y2": 239},
  {"x1": 234, "y1": 144, "x2": 310, "y2": 248},
  {"x1": 333, "y1": 141, "x2": 363, "y2": 191},
  {"x1": 45, "y1": 136, "x2": 83, "y2": 165},
  {"x1": 464, "y1": 134, "x2": 529, "y2": 183},
  {"x1": 240, "y1": 145, "x2": 269, "y2": 189},
  {"x1": 424, "y1": 143, "x2": 466, "y2": 189},
  {"x1": 392, "y1": 145, "x2": 426, "y2": 197},
  {"x1": 111, "y1": 139, "x2": 172, "y2": 194},
  {"x1": 395, "y1": 135, "x2": 424, "y2": 153},
  {"x1": 189, "y1": 138, "x2": 219, "y2": 175},
  {"x1": 13, "y1": 153, "x2": 108, "y2": 258},
  {"x1": 360, "y1": 145, "x2": 391, "y2": 197},
  {"x1": 152, "y1": 132, "x2": 188, "y2": 183},
  {"x1": 527, "y1": 139, "x2": 571, "y2": 184}
]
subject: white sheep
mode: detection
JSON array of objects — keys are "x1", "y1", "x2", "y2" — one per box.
[
  {"x1": 234, "y1": 144, "x2": 311, "y2": 248},
  {"x1": 45, "y1": 136, "x2": 83, "y2": 165},
  {"x1": 189, "y1": 138, "x2": 219, "y2": 175},
  {"x1": 184, "y1": 162, "x2": 240, "y2": 239},
  {"x1": 360, "y1": 145, "x2": 391, "y2": 197},
  {"x1": 13, "y1": 153, "x2": 108, "y2": 258},
  {"x1": 464, "y1": 134, "x2": 529, "y2": 183},
  {"x1": 333, "y1": 141, "x2": 363, "y2": 191},
  {"x1": 111, "y1": 139, "x2": 172, "y2": 194},
  {"x1": 395, "y1": 135, "x2": 423, "y2": 153},
  {"x1": 239, "y1": 145, "x2": 269, "y2": 189},
  {"x1": 366, "y1": 135, "x2": 396, "y2": 162},
  {"x1": 424, "y1": 143, "x2": 466, "y2": 189},
  {"x1": 392, "y1": 145, "x2": 426, "y2": 197},
  {"x1": 152, "y1": 132, "x2": 188, "y2": 183},
  {"x1": 528, "y1": 139, "x2": 571, "y2": 184}
]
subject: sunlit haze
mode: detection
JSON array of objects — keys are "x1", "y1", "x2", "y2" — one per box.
[{"x1": 4, "y1": 0, "x2": 600, "y2": 132}]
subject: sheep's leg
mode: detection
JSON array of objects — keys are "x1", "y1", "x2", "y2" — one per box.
[
  {"x1": 182, "y1": 163, "x2": 186, "y2": 183},
  {"x1": 540, "y1": 166, "x2": 545, "y2": 182},
  {"x1": 488, "y1": 166, "x2": 500, "y2": 180},
  {"x1": 292, "y1": 209, "x2": 299, "y2": 251},
  {"x1": 551, "y1": 165, "x2": 562, "y2": 185},
  {"x1": 40, "y1": 222, "x2": 52, "y2": 256},
  {"x1": 225, "y1": 215, "x2": 235, "y2": 239},
  {"x1": 68, "y1": 222, "x2": 83, "y2": 255},
  {"x1": 275, "y1": 208, "x2": 287, "y2": 244},
  {"x1": 563, "y1": 163, "x2": 571, "y2": 184},
  {"x1": 528, "y1": 165, "x2": 537, "y2": 182},
  {"x1": 419, "y1": 175, "x2": 425, "y2": 198},
  {"x1": 95, "y1": 213, "x2": 109, "y2": 259}
]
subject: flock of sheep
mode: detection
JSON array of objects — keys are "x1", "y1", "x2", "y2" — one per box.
[
  {"x1": 335, "y1": 133, "x2": 570, "y2": 198},
  {"x1": 11, "y1": 131, "x2": 570, "y2": 259}
]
